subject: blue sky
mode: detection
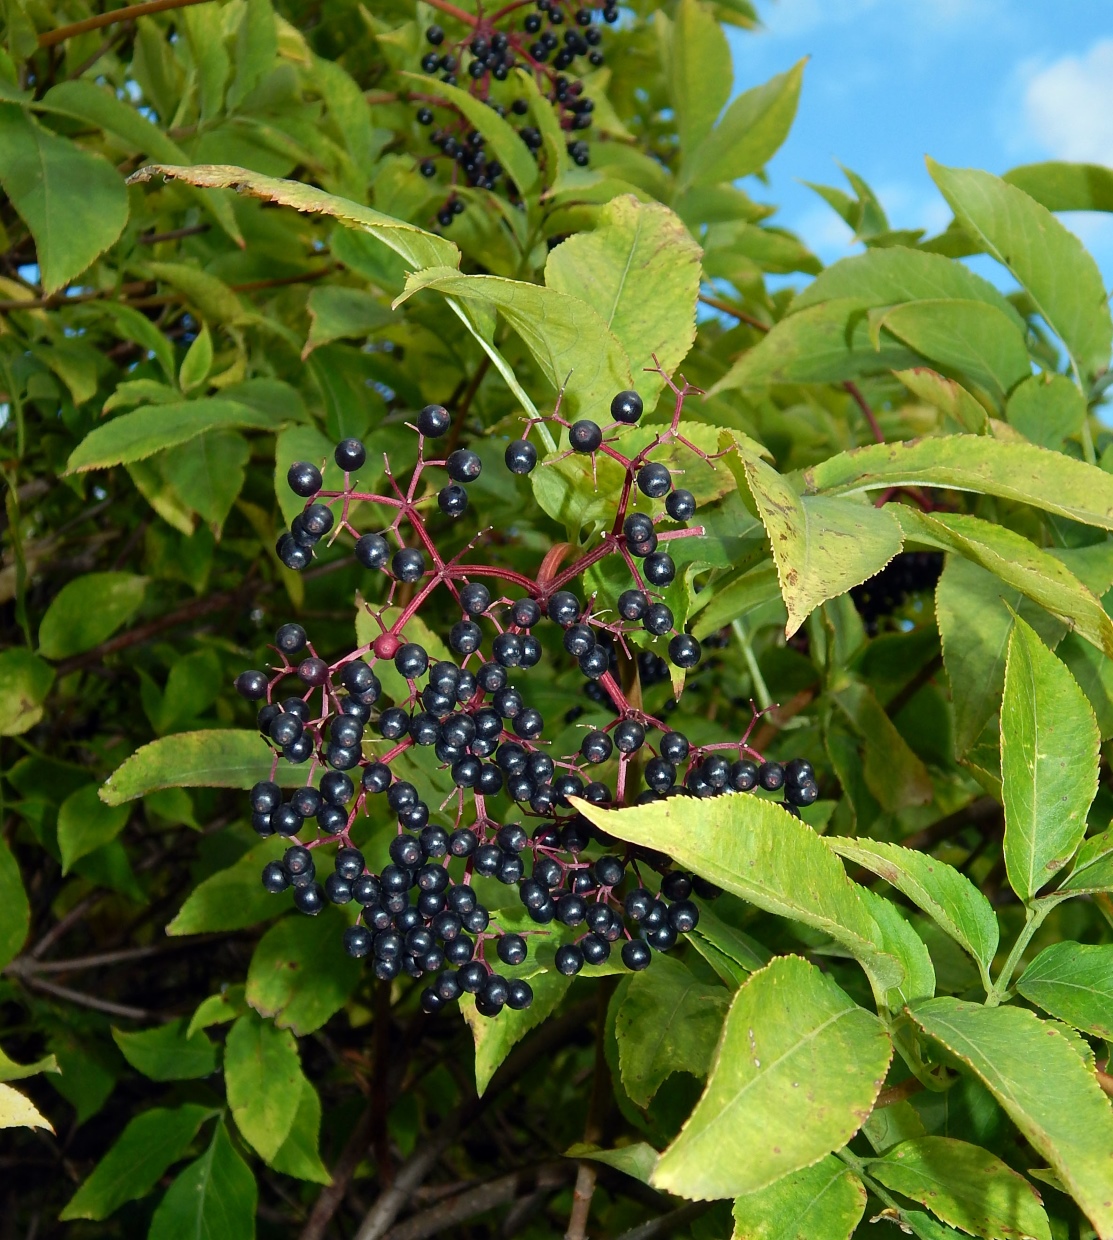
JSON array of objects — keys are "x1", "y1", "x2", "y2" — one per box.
[{"x1": 730, "y1": 0, "x2": 1113, "y2": 286}]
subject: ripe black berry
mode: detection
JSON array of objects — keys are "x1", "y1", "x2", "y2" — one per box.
[
  {"x1": 622, "y1": 939, "x2": 652, "y2": 970},
  {"x1": 355, "y1": 532, "x2": 390, "y2": 570},
  {"x1": 611, "y1": 390, "x2": 643, "y2": 424},
  {"x1": 513, "y1": 707, "x2": 544, "y2": 739},
  {"x1": 570, "y1": 419, "x2": 602, "y2": 452},
  {"x1": 668, "y1": 633, "x2": 701, "y2": 669},
  {"x1": 594, "y1": 855, "x2": 624, "y2": 887},
  {"x1": 643, "y1": 602, "x2": 674, "y2": 636},
  {"x1": 395, "y1": 642, "x2": 429, "y2": 680},
  {"x1": 644, "y1": 551, "x2": 675, "y2": 586},
  {"x1": 288, "y1": 461, "x2": 322, "y2": 497},
  {"x1": 447, "y1": 448, "x2": 482, "y2": 483},
  {"x1": 426, "y1": 23, "x2": 444, "y2": 43},
  {"x1": 758, "y1": 761, "x2": 785, "y2": 792},
  {"x1": 729, "y1": 759, "x2": 758, "y2": 791},
  {"x1": 294, "y1": 883, "x2": 325, "y2": 915},
  {"x1": 547, "y1": 590, "x2": 581, "y2": 626},
  {"x1": 555, "y1": 943, "x2": 584, "y2": 975},
  {"x1": 618, "y1": 589, "x2": 648, "y2": 621},
  {"x1": 459, "y1": 582, "x2": 491, "y2": 615},
  {"x1": 392, "y1": 547, "x2": 427, "y2": 582},
  {"x1": 614, "y1": 719, "x2": 645, "y2": 753},
  {"x1": 261, "y1": 861, "x2": 289, "y2": 893},
  {"x1": 644, "y1": 756, "x2": 676, "y2": 792},
  {"x1": 417, "y1": 403, "x2": 451, "y2": 436},
  {"x1": 666, "y1": 488, "x2": 696, "y2": 521},
  {"x1": 236, "y1": 670, "x2": 269, "y2": 700},
  {"x1": 334, "y1": 438, "x2": 366, "y2": 471},
  {"x1": 505, "y1": 439, "x2": 538, "y2": 474},
  {"x1": 507, "y1": 979, "x2": 533, "y2": 1009},
  {"x1": 637, "y1": 462, "x2": 672, "y2": 498},
  {"x1": 624, "y1": 512, "x2": 654, "y2": 544},
  {"x1": 449, "y1": 620, "x2": 481, "y2": 654},
  {"x1": 438, "y1": 484, "x2": 468, "y2": 517},
  {"x1": 275, "y1": 623, "x2": 307, "y2": 656},
  {"x1": 581, "y1": 730, "x2": 613, "y2": 763}
]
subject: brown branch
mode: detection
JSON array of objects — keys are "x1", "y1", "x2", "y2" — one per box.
[
  {"x1": 565, "y1": 981, "x2": 614, "y2": 1240},
  {"x1": 38, "y1": 0, "x2": 214, "y2": 47},
  {"x1": 750, "y1": 688, "x2": 815, "y2": 754},
  {"x1": 842, "y1": 380, "x2": 884, "y2": 445},
  {"x1": 299, "y1": 1105, "x2": 375, "y2": 1240},
  {"x1": 140, "y1": 224, "x2": 211, "y2": 245},
  {"x1": 17, "y1": 974, "x2": 155, "y2": 1021},
  {"x1": 698, "y1": 292, "x2": 770, "y2": 333},
  {"x1": 614, "y1": 1202, "x2": 712, "y2": 1240},
  {"x1": 874, "y1": 1077, "x2": 925, "y2": 1109},
  {"x1": 382, "y1": 1164, "x2": 571, "y2": 1240},
  {"x1": 7, "y1": 936, "x2": 223, "y2": 976}
]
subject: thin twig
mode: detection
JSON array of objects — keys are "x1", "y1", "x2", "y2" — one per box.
[
  {"x1": 299, "y1": 1105, "x2": 374, "y2": 1240},
  {"x1": 899, "y1": 797, "x2": 1001, "y2": 853},
  {"x1": 38, "y1": 0, "x2": 213, "y2": 47},
  {"x1": 565, "y1": 980, "x2": 614, "y2": 1240},
  {"x1": 697, "y1": 292, "x2": 770, "y2": 333},
  {"x1": 139, "y1": 224, "x2": 211, "y2": 245},
  {"x1": 842, "y1": 380, "x2": 885, "y2": 444},
  {"x1": 8, "y1": 936, "x2": 223, "y2": 976},
  {"x1": 613, "y1": 1201, "x2": 712, "y2": 1240},
  {"x1": 883, "y1": 652, "x2": 943, "y2": 721},
  {"x1": 18, "y1": 974, "x2": 156, "y2": 1021}
]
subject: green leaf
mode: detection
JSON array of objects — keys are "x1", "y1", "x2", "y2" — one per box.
[
  {"x1": 101, "y1": 730, "x2": 308, "y2": 805},
  {"x1": 57, "y1": 783, "x2": 130, "y2": 873},
  {"x1": 711, "y1": 299, "x2": 921, "y2": 392},
  {"x1": 0, "y1": 839, "x2": 30, "y2": 972},
  {"x1": 927, "y1": 161, "x2": 1113, "y2": 383},
  {"x1": 0, "y1": 103, "x2": 128, "y2": 293},
  {"x1": 792, "y1": 246, "x2": 1026, "y2": 331},
  {"x1": 224, "y1": 1010, "x2": 300, "y2": 1162},
  {"x1": 168, "y1": 838, "x2": 290, "y2": 936},
  {"x1": 395, "y1": 265, "x2": 633, "y2": 424},
  {"x1": 566, "y1": 1141, "x2": 659, "y2": 1184},
  {"x1": 896, "y1": 368, "x2": 988, "y2": 434},
  {"x1": 303, "y1": 286, "x2": 393, "y2": 357},
  {"x1": 1059, "y1": 827, "x2": 1113, "y2": 896},
  {"x1": 1016, "y1": 942, "x2": 1113, "y2": 1040},
  {"x1": 269, "y1": 1075, "x2": 331, "y2": 1184},
  {"x1": 680, "y1": 60, "x2": 805, "y2": 190},
  {"x1": 129, "y1": 163, "x2": 459, "y2": 273},
  {"x1": 227, "y1": 0, "x2": 276, "y2": 111},
  {"x1": 872, "y1": 1136, "x2": 1051, "y2": 1240},
  {"x1": 833, "y1": 680, "x2": 934, "y2": 812},
  {"x1": 805, "y1": 435, "x2": 1113, "y2": 531},
  {"x1": 825, "y1": 838, "x2": 998, "y2": 977},
  {"x1": 897, "y1": 507, "x2": 1113, "y2": 658},
  {"x1": 37, "y1": 571, "x2": 147, "y2": 660},
  {"x1": 1006, "y1": 374, "x2": 1086, "y2": 449},
  {"x1": 652, "y1": 956, "x2": 891, "y2": 1200},
  {"x1": 1001, "y1": 616, "x2": 1099, "y2": 901},
  {"x1": 871, "y1": 300, "x2": 1030, "y2": 408},
  {"x1": 179, "y1": 324, "x2": 214, "y2": 394},
  {"x1": 545, "y1": 195, "x2": 701, "y2": 408},
  {"x1": 909, "y1": 998, "x2": 1113, "y2": 1240},
  {"x1": 731, "y1": 1155, "x2": 867, "y2": 1240},
  {"x1": 0, "y1": 648, "x2": 55, "y2": 736},
  {"x1": 111, "y1": 1019, "x2": 217, "y2": 1082},
  {"x1": 461, "y1": 968, "x2": 570, "y2": 1097},
  {"x1": 188, "y1": 986, "x2": 247, "y2": 1038},
  {"x1": 0, "y1": 1083, "x2": 53, "y2": 1133},
  {"x1": 686, "y1": 900, "x2": 770, "y2": 986},
  {"x1": 1004, "y1": 161, "x2": 1113, "y2": 212},
  {"x1": 572, "y1": 794, "x2": 905, "y2": 997},
  {"x1": 274, "y1": 423, "x2": 335, "y2": 526},
  {"x1": 148, "y1": 1119, "x2": 257, "y2": 1240},
  {"x1": 246, "y1": 908, "x2": 360, "y2": 1035},
  {"x1": 667, "y1": 0, "x2": 732, "y2": 157},
  {"x1": 60, "y1": 1104, "x2": 214, "y2": 1221},
  {"x1": 741, "y1": 454, "x2": 903, "y2": 637},
  {"x1": 398, "y1": 72, "x2": 538, "y2": 195},
  {"x1": 160, "y1": 429, "x2": 250, "y2": 534},
  {"x1": 615, "y1": 953, "x2": 730, "y2": 1107},
  {"x1": 0, "y1": 1048, "x2": 59, "y2": 1083},
  {"x1": 66, "y1": 399, "x2": 285, "y2": 475}
]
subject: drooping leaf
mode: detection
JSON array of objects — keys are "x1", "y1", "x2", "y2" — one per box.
[
  {"x1": 1006, "y1": 374, "x2": 1087, "y2": 449},
  {"x1": 731, "y1": 1155, "x2": 867, "y2": 1240},
  {"x1": 302, "y1": 286, "x2": 393, "y2": 358},
  {"x1": 895, "y1": 367, "x2": 988, "y2": 434},
  {"x1": 572, "y1": 794, "x2": 905, "y2": 996},
  {"x1": 461, "y1": 968, "x2": 570, "y2": 1097},
  {"x1": 0, "y1": 1049, "x2": 59, "y2": 1083},
  {"x1": 740, "y1": 453, "x2": 903, "y2": 637},
  {"x1": 66, "y1": 399, "x2": 285, "y2": 474},
  {"x1": 0, "y1": 103, "x2": 128, "y2": 293},
  {"x1": 60, "y1": 1105, "x2": 215, "y2": 1221},
  {"x1": 711, "y1": 298, "x2": 921, "y2": 392},
  {"x1": 269, "y1": 1075, "x2": 331, "y2": 1184},
  {"x1": 159, "y1": 429, "x2": 250, "y2": 533},
  {"x1": 909, "y1": 998, "x2": 1113, "y2": 1240},
  {"x1": 1058, "y1": 827, "x2": 1113, "y2": 897},
  {"x1": 224, "y1": 1011, "x2": 301, "y2": 1162},
  {"x1": 147, "y1": 1119, "x2": 257, "y2": 1240},
  {"x1": 615, "y1": 952, "x2": 730, "y2": 1107},
  {"x1": 826, "y1": 838, "x2": 998, "y2": 977},
  {"x1": 871, "y1": 1136, "x2": 1051, "y2": 1240},
  {"x1": 100, "y1": 730, "x2": 306, "y2": 805},
  {"x1": 57, "y1": 783, "x2": 131, "y2": 873},
  {"x1": 927, "y1": 161, "x2": 1113, "y2": 382},
  {"x1": 680, "y1": 60, "x2": 805, "y2": 190},
  {"x1": 111, "y1": 1020, "x2": 217, "y2": 1082},
  {"x1": 833, "y1": 681, "x2": 934, "y2": 812},
  {"x1": 129, "y1": 163, "x2": 459, "y2": 272},
  {"x1": 0, "y1": 648, "x2": 55, "y2": 736},
  {"x1": 545, "y1": 195, "x2": 701, "y2": 408},
  {"x1": 566, "y1": 1141, "x2": 659, "y2": 1184},
  {"x1": 0, "y1": 839, "x2": 30, "y2": 973},
  {"x1": 805, "y1": 435, "x2": 1113, "y2": 531},
  {"x1": 652, "y1": 956, "x2": 892, "y2": 1199},
  {"x1": 1001, "y1": 617, "x2": 1099, "y2": 901},
  {"x1": 246, "y1": 908, "x2": 361, "y2": 1035},
  {"x1": 38, "y1": 572, "x2": 147, "y2": 660},
  {"x1": 168, "y1": 837, "x2": 289, "y2": 936},
  {"x1": 1016, "y1": 943, "x2": 1113, "y2": 1040}
]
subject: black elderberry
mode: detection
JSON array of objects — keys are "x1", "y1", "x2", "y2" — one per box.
[
  {"x1": 593, "y1": 855, "x2": 624, "y2": 888},
  {"x1": 378, "y1": 707, "x2": 409, "y2": 740},
  {"x1": 294, "y1": 883, "x2": 325, "y2": 915},
  {"x1": 644, "y1": 552, "x2": 675, "y2": 586},
  {"x1": 614, "y1": 719, "x2": 646, "y2": 754},
  {"x1": 340, "y1": 660, "x2": 377, "y2": 696},
  {"x1": 235, "y1": 670, "x2": 269, "y2": 701},
  {"x1": 552, "y1": 773, "x2": 584, "y2": 806},
  {"x1": 416, "y1": 107, "x2": 434, "y2": 126},
  {"x1": 287, "y1": 461, "x2": 322, "y2": 497},
  {"x1": 513, "y1": 707, "x2": 544, "y2": 739},
  {"x1": 530, "y1": 783, "x2": 556, "y2": 815},
  {"x1": 261, "y1": 861, "x2": 289, "y2": 893},
  {"x1": 560, "y1": 817, "x2": 591, "y2": 853},
  {"x1": 623, "y1": 512, "x2": 654, "y2": 544},
  {"x1": 618, "y1": 589, "x2": 648, "y2": 621},
  {"x1": 582, "y1": 933, "x2": 610, "y2": 965},
  {"x1": 581, "y1": 730, "x2": 613, "y2": 763},
  {"x1": 637, "y1": 462, "x2": 672, "y2": 498},
  {"x1": 668, "y1": 633, "x2": 701, "y2": 669},
  {"x1": 317, "y1": 804, "x2": 347, "y2": 833},
  {"x1": 251, "y1": 780, "x2": 282, "y2": 814},
  {"x1": 555, "y1": 943, "x2": 584, "y2": 976},
  {"x1": 497, "y1": 741, "x2": 528, "y2": 774},
  {"x1": 758, "y1": 761, "x2": 785, "y2": 792},
  {"x1": 277, "y1": 533, "x2": 311, "y2": 570},
  {"x1": 440, "y1": 53, "x2": 458, "y2": 72},
  {"x1": 622, "y1": 939, "x2": 652, "y2": 970},
  {"x1": 505, "y1": 439, "x2": 537, "y2": 474},
  {"x1": 583, "y1": 781, "x2": 611, "y2": 804},
  {"x1": 625, "y1": 887, "x2": 653, "y2": 920},
  {"x1": 330, "y1": 715, "x2": 363, "y2": 750},
  {"x1": 785, "y1": 778, "x2": 819, "y2": 808},
  {"x1": 639, "y1": 604, "x2": 672, "y2": 639},
  {"x1": 520, "y1": 634, "x2": 542, "y2": 667},
  {"x1": 547, "y1": 590, "x2": 581, "y2": 626},
  {"x1": 394, "y1": 642, "x2": 429, "y2": 680},
  {"x1": 784, "y1": 757, "x2": 814, "y2": 787},
  {"x1": 274, "y1": 623, "x2": 307, "y2": 657},
  {"x1": 325, "y1": 872, "x2": 353, "y2": 904},
  {"x1": 415, "y1": 402, "x2": 451, "y2": 437},
  {"x1": 451, "y1": 755, "x2": 482, "y2": 787},
  {"x1": 362, "y1": 762, "x2": 392, "y2": 795},
  {"x1": 269, "y1": 713, "x2": 303, "y2": 749},
  {"x1": 562, "y1": 624, "x2": 595, "y2": 658},
  {"x1": 425, "y1": 24, "x2": 444, "y2": 44},
  {"x1": 446, "y1": 448, "x2": 482, "y2": 483},
  {"x1": 459, "y1": 582, "x2": 491, "y2": 615},
  {"x1": 570, "y1": 419, "x2": 603, "y2": 452},
  {"x1": 666, "y1": 488, "x2": 696, "y2": 521},
  {"x1": 334, "y1": 438, "x2": 366, "y2": 471},
  {"x1": 420, "y1": 159, "x2": 437, "y2": 178},
  {"x1": 389, "y1": 835, "x2": 423, "y2": 869},
  {"x1": 577, "y1": 646, "x2": 608, "y2": 679},
  {"x1": 355, "y1": 532, "x2": 390, "y2": 570},
  {"x1": 477, "y1": 661, "x2": 508, "y2": 693},
  {"x1": 524, "y1": 12, "x2": 542, "y2": 31},
  {"x1": 392, "y1": 547, "x2": 427, "y2": 583},
  {"x1": 611, "y1": 390, "x2": 643, "y2": 424},
  {"x1": 316, "y1": 771, "x2": 351, "y2": 806},
  {"x1": 729, "y1": 759, "x2": 758, "y2": 791},
  {"x1": 438, "y1": 484, "x2": 468, "y2": 517},
  {"x1": 449, "y1": 620, "x2": 482, "y2": 655}
]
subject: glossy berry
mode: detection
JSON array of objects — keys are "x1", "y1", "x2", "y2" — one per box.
[
  {"x1": 235, "y1": 670, "x2": 268, "y2": 700},
  {"x1": 623, "y1": 512, "x2": 654, "y2": 544},
  {"x1": 547, "y1": 590, "x2": 581, "y2": 626},
  {"x1": 294, "y1": 883, "x2": 325, "y2": 915},
  {"x1": 505, "y1": 439, "x2": 538, "y2": 474},
  {"x1": 288, "y1": 461, "x2": 322, "y2": 497},
  {"x1": 666, "y1": 488, "x2": 696, "y2": 521},
  {"x1": 622, "y1": 939, "x2": 652, "y2": 970},
  {"x1": 392, "y1": 547, "x2": 427, "y2": 583},
  {"x1": 459, "y1": 582, "x2": 491, "y2": 615},
  {"x1": 438, "y1": 484, "x2": 468, "y2": 517},
  {"x1": 758, "y1": 761, "x2": 785, "y2": 792},
  {"x1": 611, "y1": 390, "x2": 643, "y2": 424},
  {"x1": 643, "y1": 602, "x2": 673, "y2": 636},
  {"x1": 637, "y1": 462, "x2": 672, "y2": 498},
  {"x1": 355, "y1": 532, "x2": 390, "y2": 570},
  {"x1": 554, "y1": 943, "x2": 584, "y2": 976},
  {"x1": 643, "y1": 551, "x2": 675, "y2": 586},
  {"x1": 786, "y1": 778, "x2": 819, "y2": 807},
  {"x1": 417, "y1": 403, "x2": 451, "y2": 437},
  {"x1": 449, "y1": 620, "x2": 481, "y2": 655},
  {"x1": 511, "y1": 598, "x2": 541, "y2": 628},
  {"x1": 261, "y1": 861, "x2": 289, "y2": 893},
  {"x1": 617, "y1": 591, "x2": 648, "y2": 624},
  {"x1": 426, "y1": 23, "x2": 444, "y2": 43},
  {"x1": 668, "y1": 633, "x2": 701, "y2": 669},
  {"x1": 581, "y1": 730, "x2": 613, "y2": 763},
  {"x1": 784, "y1": 757, "x2": 815, "y2": 788},
  {"x1": 334, "y1": 438, "x2": 366, "y2": 471},
  {"x1": 614, "y1": 719, "x2": 645, "y2": 754},
  {"x1": 570, "y1": 419, "x2": 602, "y2": 452},
  {"x1": 729, "y1": 759, "x2": 758, "y2": 791},
  {"x1": 394, "y1": 643, "x2": 429, "y2": 680},
  {"x1": 447, "y1": 448, "x2": 482, "y2": 483}
]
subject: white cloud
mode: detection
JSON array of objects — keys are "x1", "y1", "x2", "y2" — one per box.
[{"x1": 1023, "y1": 38, "x2": 1113, "y2": 164}]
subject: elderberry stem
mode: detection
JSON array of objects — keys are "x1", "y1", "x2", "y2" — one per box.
[{"x1": 986, "y1": 902, "x2": 1050, "y2": 1006}]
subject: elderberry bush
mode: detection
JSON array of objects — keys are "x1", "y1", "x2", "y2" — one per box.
[
  {"x1": 411, "y1": 0, "x2": 608, "y2": 227},
  {"x1": 238, "y1": 373, "x2": 817, "y2": 1019}
]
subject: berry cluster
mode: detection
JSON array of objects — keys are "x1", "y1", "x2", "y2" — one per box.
[
  {"x1": 850, "y1": 551, "x2": 944, "y2": 634},
  {"x1": 412, "y1": 1, "x2": 610, "y2": 226},
  {"x1": 237, "y1": 365, "x2": 817, "y2": 1018}
]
